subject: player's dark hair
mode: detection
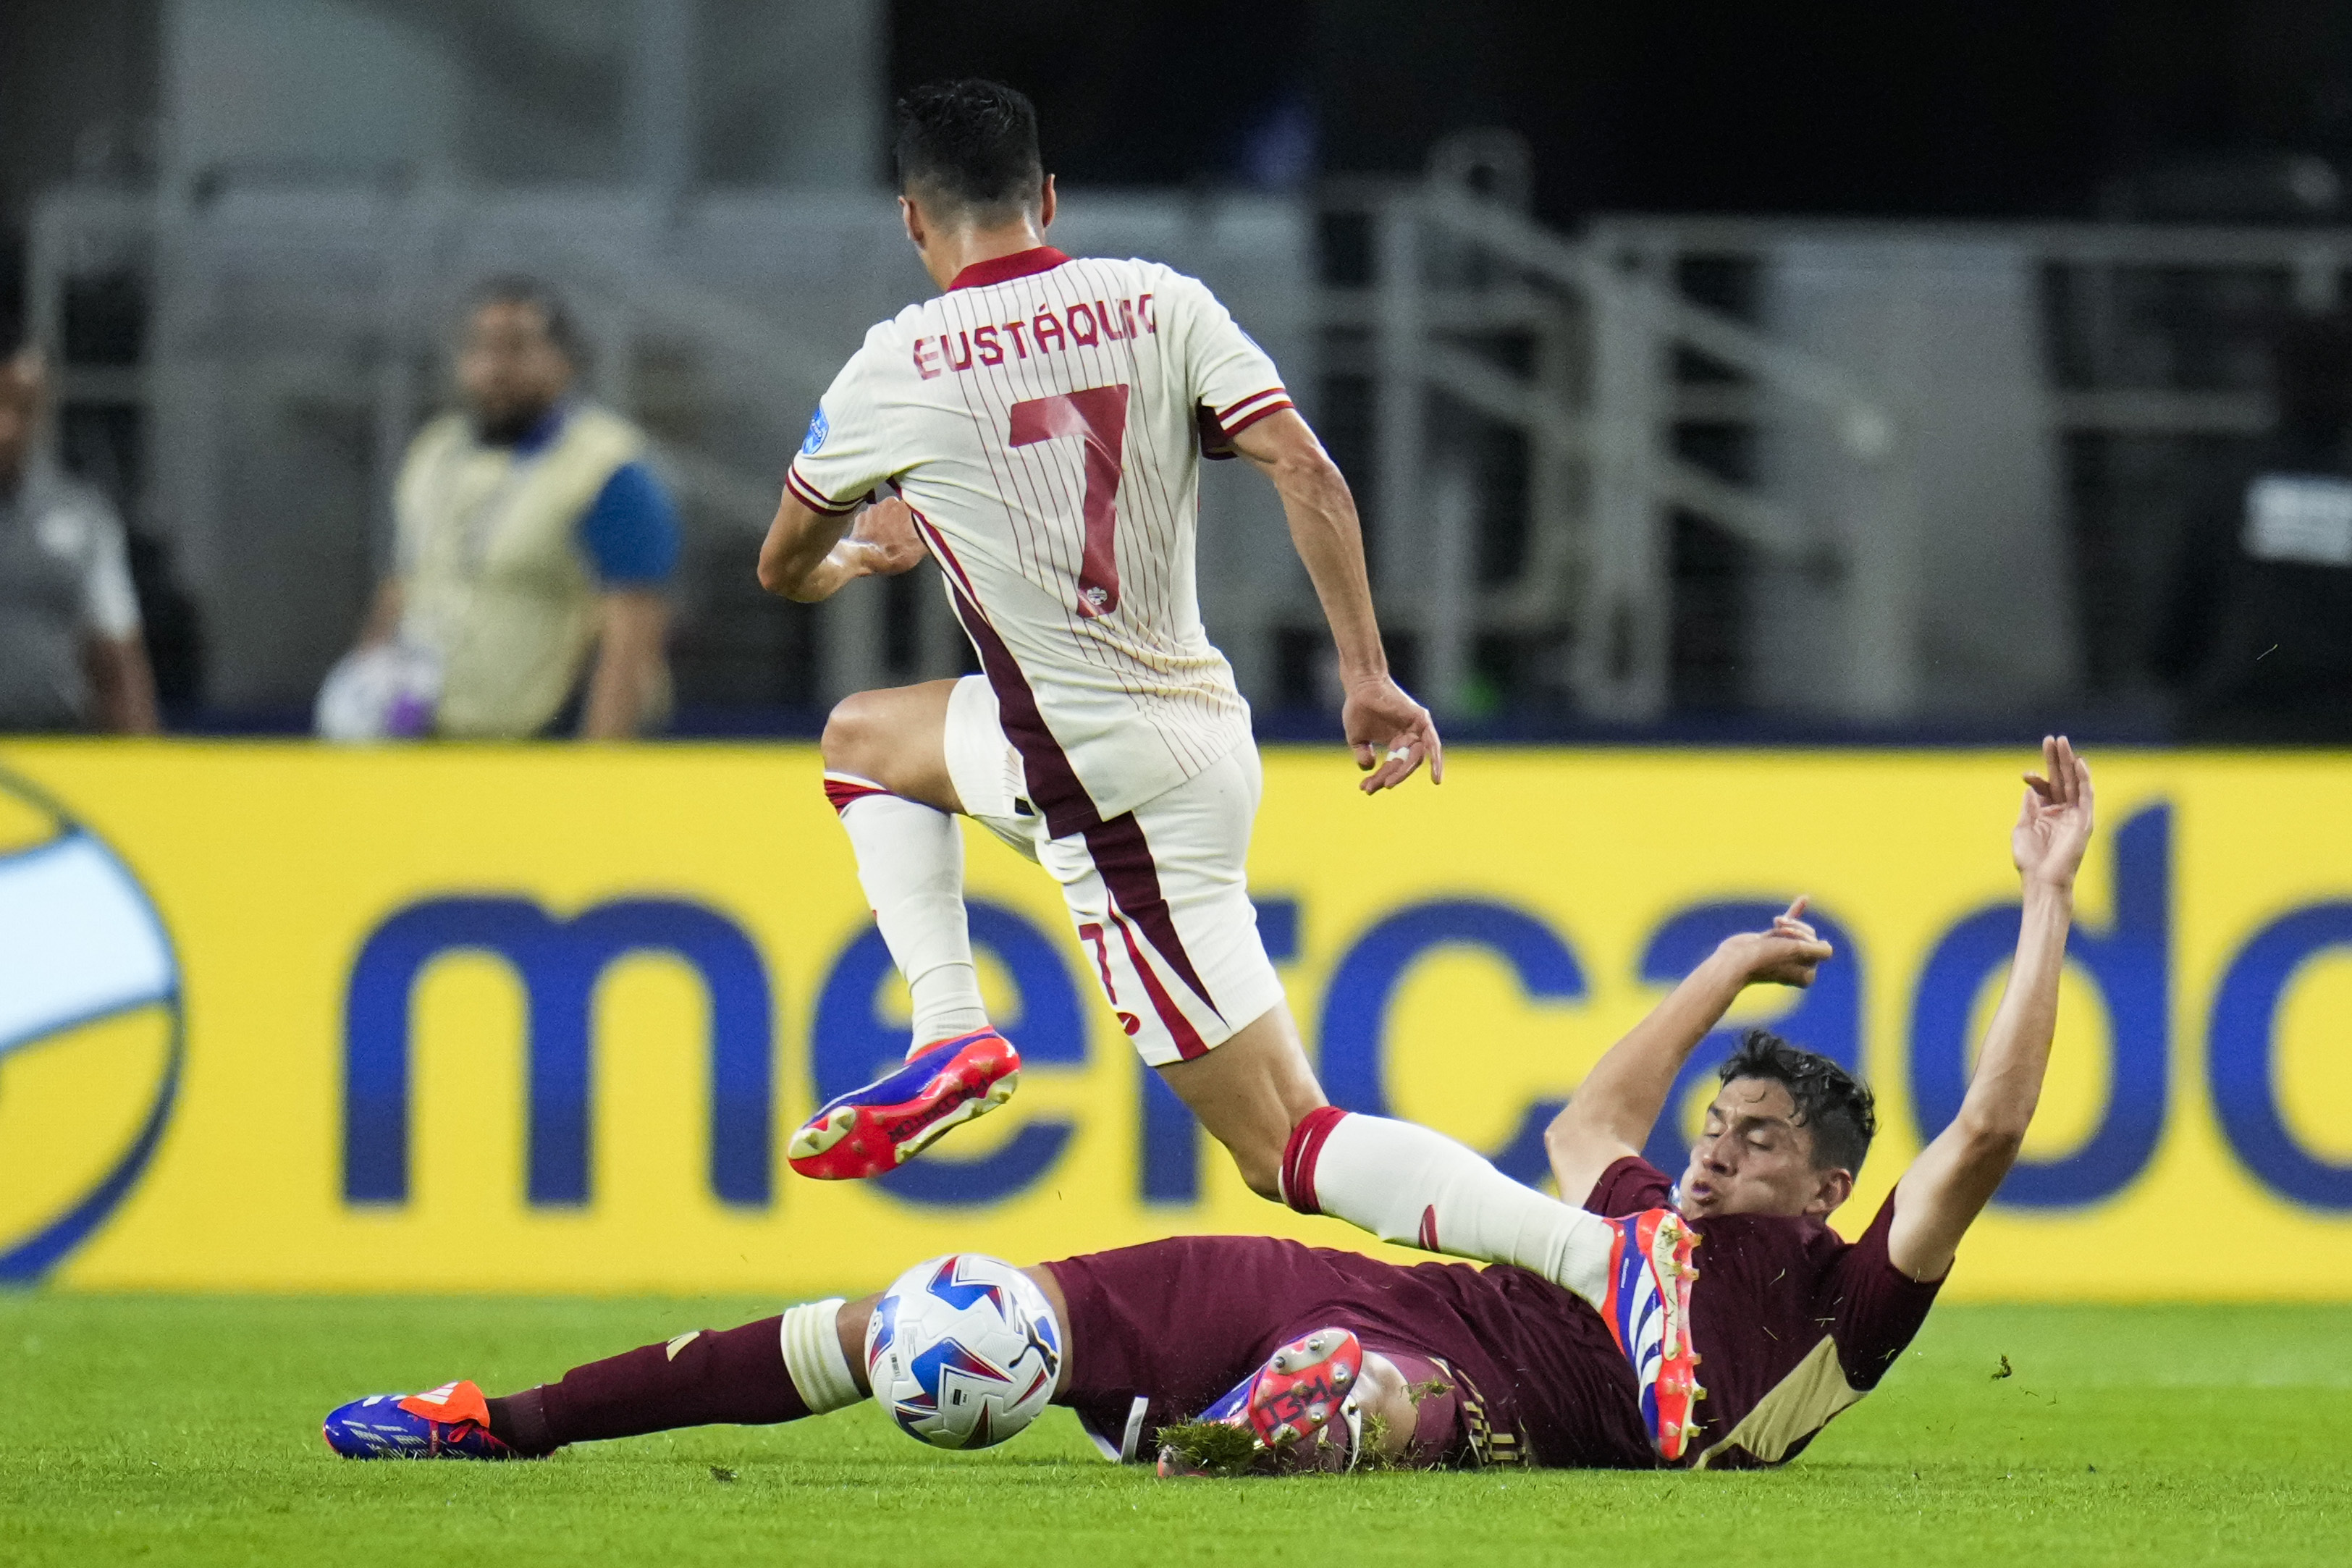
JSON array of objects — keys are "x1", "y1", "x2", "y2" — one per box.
[
  {"x1": 894, "y1": 79, "x2": 1045, "y2": 222},
  {"x1": 1718, "y1": 1029, "x2": 1876, "y2": 1173},
  {"x1": 465, "y1": 275, "x2": 586, "y2": 368}
]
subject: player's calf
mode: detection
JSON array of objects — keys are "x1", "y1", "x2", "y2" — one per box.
[{"x1": 322, "y1": 1302, "x2": 869, "y2": 1459}]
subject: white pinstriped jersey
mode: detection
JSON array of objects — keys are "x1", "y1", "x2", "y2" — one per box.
[{"x1": 787, "y1": 247, "x2": 1291, "y2": 825}]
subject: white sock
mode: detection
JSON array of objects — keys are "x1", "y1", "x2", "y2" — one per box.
[
  {"x1": 828, "y1": 776, "x2": 989, "y2": 1052},
  {"x1": 1285, "y1": 1110, "x2": 1617, "y2": 1310},
  {"x1": 779, "y1": 1299, "x2": 862, "y2": 1413}
]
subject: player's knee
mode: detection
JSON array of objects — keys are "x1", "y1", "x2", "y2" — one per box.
[
  {"x1": 1229, "y1": 1135, "x2": 1287, "y2": 1202},
  {"x1": 820, "y1": 692, "x2": 890, "y2": 780},
  {"x1": 1354, "y1": 1354, "x2": 1420, "y2": 1464}
]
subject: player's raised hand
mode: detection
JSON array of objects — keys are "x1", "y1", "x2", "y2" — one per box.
[
  {"x1": 1721, "y1": 896, "x2": 1834, "y2": 988},
  {"x1": 843, "y1": 496, "x2": 928, "y2": 578},
  {"x1": 2013, "y1": 734, "x2": 2095, "y2": 891},
  {"x1": 1770, "y1": 896, "x2": 1820, "y2": 945},
  {"x1": 1343, "y1": 675, "x2": 1443, "y2": 793}
]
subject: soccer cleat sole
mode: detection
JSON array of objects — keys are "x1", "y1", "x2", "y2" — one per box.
[
  {"x1": 1604, "y1": 1209, "x2": 1706, "y2": 1462},
  {"x1": 1155, "y1": 1327, "x2": 1365, "y2": 1477},
  {"x1": 788, "y1": 1031, "x2": 1021, "y2": 1181},
  {"x1": 1248, "y1": 1328, "x2": 1364, "y2": 1451},
  {"x1": 1645, "y1": 1218, "x2": 1704, "y2": 1459}
]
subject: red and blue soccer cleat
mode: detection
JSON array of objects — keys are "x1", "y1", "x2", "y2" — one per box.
[
  {"x1": 788, "y1": 1028, "x2": 1021, "y2": 1181},
  {"x1": 1157, "y1": 1326, "x2": 1366, "y2": 1476},
  {"x1": 1601, "y1": 1207, "x2": 1706, "y2": 1462},
  {"x1": 321, "y1": 1379, "x2": 523, "y2": 1460}
]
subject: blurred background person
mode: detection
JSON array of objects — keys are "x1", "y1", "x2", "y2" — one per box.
[
  {"x1": 336, "y1": 278, "x2": 680, "y2": 740},
  {"x1": 2157, "y1": 313, "x2": 2352, "y2": 742},
  {"x1": 0, "y1": 336, "x2": 158, "y2": 735}
]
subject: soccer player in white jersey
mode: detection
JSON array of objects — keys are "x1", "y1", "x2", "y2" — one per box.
[{"x1": 754, "y1": 81, "x2": 1694, "y2": 1383}]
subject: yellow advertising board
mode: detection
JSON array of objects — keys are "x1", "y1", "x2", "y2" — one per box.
[{"x1": 3, "y1": 741, "x2": 2349, "y2": 1300}]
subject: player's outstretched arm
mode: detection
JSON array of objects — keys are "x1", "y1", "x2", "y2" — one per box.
[
  {"x1": 1545, "y1": 901, "x2": 1832, "y2": 1201},
  {"x1": 756, "y1": 492, "x2": 925, "y2": 602},
  {"x1": 1888, "y1": 736, "x2": 2094, "y2": 1282},
  {"x1": 1229, "y1": 409, "x2": 1441, "y2": 794}
]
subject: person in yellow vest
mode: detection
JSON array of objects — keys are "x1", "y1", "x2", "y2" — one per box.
[{"x1": 340, "y1": 278, "x2": 678, "y2": 738}]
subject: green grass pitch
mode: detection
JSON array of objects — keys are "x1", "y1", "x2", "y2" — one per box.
[{"x1": 3, "y1": 1294, "x2": 2342, "y2": 1567}]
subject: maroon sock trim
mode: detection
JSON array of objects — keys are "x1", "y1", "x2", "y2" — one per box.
[
  {"x1": 1280, "y1": 1106, "x2": 1349, "y2": 1215},
  {"x1": 824, "y1": 776, "x2": 893, "y2": 814}
]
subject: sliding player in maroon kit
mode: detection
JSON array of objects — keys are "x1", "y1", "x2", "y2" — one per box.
[
  {"x1": 323, "y1": 741, "x2": 2094, "y2": 1475},
  {"x1": 745, "y1": 73, "x2": 1704, "y2": 1443}
]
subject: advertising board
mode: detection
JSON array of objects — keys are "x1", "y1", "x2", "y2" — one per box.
[{"x1": 4, "y1": 743, "x2": 2347, "y2": 1298}]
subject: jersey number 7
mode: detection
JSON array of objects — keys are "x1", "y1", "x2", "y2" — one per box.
[{"x1": 1010, "y1": 384, "x2": 1131, "y2": 619}]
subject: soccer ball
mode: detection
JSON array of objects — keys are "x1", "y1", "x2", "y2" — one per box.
[
  {"x1": 866, "y1": 1253, "x2": 1061, "y2": 1450},
  {"x1": 314, "y1": 641, "x2": 442, "y2": 741}
]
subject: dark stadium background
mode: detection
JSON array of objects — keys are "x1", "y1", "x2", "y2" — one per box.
[
  {"x1": 8, "y1": 1, "x2": 2352, "y2": 738},
  {"x1": 893, "y1": 1, "x2": 2352, "y2": 222}
]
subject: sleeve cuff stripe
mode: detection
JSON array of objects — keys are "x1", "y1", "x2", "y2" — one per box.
[
  {"x1": 1221, "y1": 398, "x2": 1294, "y2": 439},
  {"x1": 785, "y1": 468, "x2": 859, "y2": 515},
  {"x1": 1215, "y1": 387, "x2": 1288, "y2": 421}
]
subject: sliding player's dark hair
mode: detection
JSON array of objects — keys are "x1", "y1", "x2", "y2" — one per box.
[
  {"x1": 894, "y1": 79, "x2": 1044, "y2": 222},
  {"x1": 1718, "y1": 1029, "x2": 1876, "y2": 1173}
]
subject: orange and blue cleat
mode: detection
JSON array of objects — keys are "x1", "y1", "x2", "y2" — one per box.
[
  {"x1": 788, "y1": 1028, "x2": 1021, "y2": 1181},
  {"x1": 1157, "y1": 1326, "x2": 1365, "y2": 1476},
  {"x1": 1601, "y1": 1207, "x2": 1705, "y2": 1462},
  {"x1": 321, "y1": 1379, "x2": 523, "y2": 1460}
]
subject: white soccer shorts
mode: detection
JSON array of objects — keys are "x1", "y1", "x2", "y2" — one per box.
[{"x1": 941, "y1": 674, "x2": 1284, "y2": 1068}]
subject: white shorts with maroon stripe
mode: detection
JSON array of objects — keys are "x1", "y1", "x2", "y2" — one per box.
[{"x1": 943, "y1": 674, "x2": 1284, "y2": 1068}]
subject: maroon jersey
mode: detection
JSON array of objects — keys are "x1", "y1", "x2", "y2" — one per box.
[
  {"x1": 1586, "y1": 1155, "x2": 1945, "y2": 1470},
  {"x1": 1046, "y1": 1235, "x2": 1655, "y2": 1470}
]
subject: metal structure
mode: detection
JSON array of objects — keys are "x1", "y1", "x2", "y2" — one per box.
[
  {"x1": 1322, "y1": 143, "x2": 1904, "y2": 721},
  {"x1": 25, "y1": 137, "x2": 2351, "y2": 725}
]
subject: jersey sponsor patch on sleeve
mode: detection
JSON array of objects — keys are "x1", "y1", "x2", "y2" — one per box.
[{"x1": 801, "y1": 407, "x2": 830, "y2": 455}]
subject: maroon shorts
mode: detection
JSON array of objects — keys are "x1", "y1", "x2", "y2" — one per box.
[{"x1": 1042, "y1": 1234, "x2": 1651, "y2": 1469}]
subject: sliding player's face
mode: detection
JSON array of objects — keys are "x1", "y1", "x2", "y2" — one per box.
[{"x1": 1678, "y1": 1076, "x2": 1844, "y2": 1219}]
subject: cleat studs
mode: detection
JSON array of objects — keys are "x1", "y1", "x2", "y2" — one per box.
[{"x1": 1333, "y1": 1365, "x2": 1352, "y2": 1386}]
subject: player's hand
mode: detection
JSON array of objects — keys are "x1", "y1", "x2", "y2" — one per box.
[
  {"x1": 1344, "y1": 675, "x2": 1443, "y2": 794},
  {"x1": 1719, "y1": 896, "x2": 1834, "y2": 987},
  {"x1": 843, "y1": 497, "x2": 928, "y2": 578},
  {"x1": 2014, "y1": 734, "x2": 2094, "y2": 892}
]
